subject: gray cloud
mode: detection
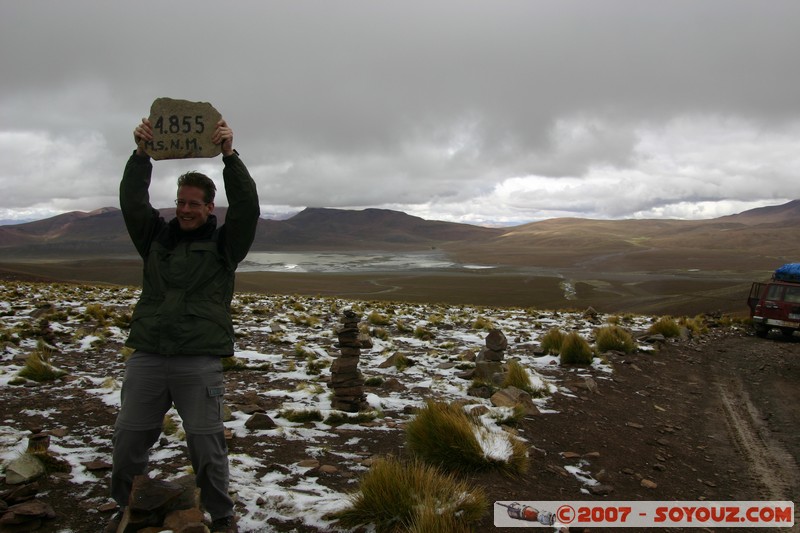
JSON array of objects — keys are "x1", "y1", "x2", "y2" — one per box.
[{"x1": 1, "y1": 0, "x2": 799, "y2": 225}]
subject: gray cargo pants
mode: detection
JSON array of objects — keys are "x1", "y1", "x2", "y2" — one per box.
[{"x1": 110, "y1": 351, "x2": 234, "y2": 521}]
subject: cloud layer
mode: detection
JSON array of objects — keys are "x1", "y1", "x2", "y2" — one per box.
[{"x1": 2, "y1": 1, "x2": 799, "y2": 225}]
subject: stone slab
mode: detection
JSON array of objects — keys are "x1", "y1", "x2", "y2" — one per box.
[{"x1": 143, "y1": 97, "x2": 222, "y2": 160}]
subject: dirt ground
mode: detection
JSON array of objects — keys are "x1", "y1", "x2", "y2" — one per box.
[
  {"x1": 2, "y1": 322, "x2": 798, "y2": 532},
  {"x1": 481, "y1": 327, "x2": 800, "y2": 533}
]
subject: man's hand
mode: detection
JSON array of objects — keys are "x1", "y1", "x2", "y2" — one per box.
[
  {"x1": 213, "y1": 119, "x2": 234, "y2": 157},
  {"x1": 134, "y1": 118, "x2": 153, "y2": 157}
]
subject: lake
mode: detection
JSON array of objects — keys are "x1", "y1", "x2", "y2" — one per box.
[{"x1": 238, "y1": 251, "x2": 494, "y2": 273}]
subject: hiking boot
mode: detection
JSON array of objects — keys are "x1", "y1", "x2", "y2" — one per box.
[
  {"x1": 210, "y1": 515, "x2": 238, "y2": 533},
  {"x1": 103, "y1": 508, "x2": 125, "y2": 533}
]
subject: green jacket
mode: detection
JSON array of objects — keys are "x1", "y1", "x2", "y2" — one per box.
[{"x1": 120, "y1": 151, "x2": 260, "y2": 356}]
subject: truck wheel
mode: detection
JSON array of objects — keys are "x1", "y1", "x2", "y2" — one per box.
[
  {"x1": 780, "y1": 327, "x2": 795, "y2": 338},
  {"x1": 754, "y1": 324, "x2": 769, "y2": 338}
]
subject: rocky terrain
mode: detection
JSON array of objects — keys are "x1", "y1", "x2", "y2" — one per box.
[{"x1": 0, "y1": 279, "x2": 798, "y2": 532}]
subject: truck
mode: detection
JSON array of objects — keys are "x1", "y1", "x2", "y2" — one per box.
[{"x1": 747, "y1": 263, "x2": 800, "y2": 338}]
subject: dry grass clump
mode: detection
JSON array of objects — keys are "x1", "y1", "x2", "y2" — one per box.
[
  {"x1": 371, "y1": 327, "x2": 390, "y2": 341},
  {"x1": 368, "y1": 311, "x2": 392, "y2": 326},
  {"x1": 648, "y1": 316, "x2": 681, "y2": 338},
  {"x1": 290, "y1": 313, "x2": 320, "y2": 327},
  {"x1": 538, "y1": 327, "x2": 565, "y2": 355},
  {"x1": 680, "y1": 315, "x2": 709, "y2": 335},
  {"x1": 472, "y1": 316, "x2": 494, "y2": 330},
  {"x1": 162, "y1": 414, "x2": 180, "y2": 436},
  {"x1": 221, "y1": 356, "x2": 247, "y2": 371},
  {"x1": 594, "y1": 325, "x2": 637, "y2": 354},
  {"x1": 280, "y1": 408, "x2": 324, "y2": 423},
  {"x1": 502, "y1": 359, "x2": 532, "y2": 391},
  {"x1": 394, "y1": 353, "x2": 413, "y2": 371},
  {"x1": 306, "y1": 355, "x2": 328, "y2": 375},
  {"x1": 18, "y1": 341, "x2": 67, "y2": 382},
  {"x1": 406, "y1": 400, "x2": 528, "y2": 475},
  {"x1": 84, "y1": 303, "x2": 111, "y2": 324},
  {"x1": 559, "y1": 332, "x2": 593, "y2": 365},
  {"x1": 333, "y1": 456, "x2": 487, "y2": 533},
  {"x1": 324, "y1": 411, "x2": 378, "y2": 426},
  {"x1": 413, "y1": 325, "x2": 435, "y2": 341},
  {"x1": 502, "y1": 360, "x2": 548, "y2": 398}
]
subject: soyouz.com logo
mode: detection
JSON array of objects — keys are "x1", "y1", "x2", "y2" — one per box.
[{"x1": 494, "y1": 501, "x2": 795, "y2": 528}]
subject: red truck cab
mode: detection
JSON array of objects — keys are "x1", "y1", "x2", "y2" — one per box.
[{"x1": 747, "y1": 278, "x2": 800, "y2": 338}]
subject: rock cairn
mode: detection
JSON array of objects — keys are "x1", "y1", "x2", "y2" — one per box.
[
  {"x1": 475, "y1": 328, "x2": 508, "y2": 381},
  {"x1": 329, "y1": 310, "x2": 367, "y2": 412},
  {"x1": 112, "y1": 474, "x2": 205, "y2": 532},
  {"x1": 1, "y1": 430, "x2": 57, "y2": 531}
]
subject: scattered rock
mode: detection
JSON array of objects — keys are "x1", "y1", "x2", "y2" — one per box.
[
  {"x1": 244, "y1": 413, "x2": 276, "y2": 430},
  {"x1": 297, "y1": 459, "x2": 320, "y2": 469},
  {"x1": 490, "y1": 386, "x2": 540, "y2": 415},
  {"x1": 0, "y1": 499, "x2": 56, "y2": 530},
  {"x1": 82, "y1": 459, "x2": 112, "y2": 471},
  {"x1": 4, "y1": 454, "x2": 46, "y2": 485},
  {"x1": 589, "y1": 484, "x2": 614, "y2": 496},
  {"x1": 641, "y1": 479, "x2": 658, "y2": 489}
]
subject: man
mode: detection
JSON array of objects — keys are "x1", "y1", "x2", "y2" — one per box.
[{"x1": 107, "y1": 117, "x2": 260, "y2": 533}]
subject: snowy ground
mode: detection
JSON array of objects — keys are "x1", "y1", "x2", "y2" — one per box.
[{"x1": 0, "y1": 281, "x2": 658, "y2": 532}]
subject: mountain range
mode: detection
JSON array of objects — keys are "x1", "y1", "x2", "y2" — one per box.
[{"x1": 1, "y1": 201, "x2": 800, "y2": 273}]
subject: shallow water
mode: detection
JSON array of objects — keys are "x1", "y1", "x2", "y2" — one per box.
[{"x1": 238, "y1": 251, "x2": 494, "y2": 273}]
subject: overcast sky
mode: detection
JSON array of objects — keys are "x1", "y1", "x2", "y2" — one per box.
[{"x1": 2, "y1": 1, "x2": 799, "y2": 226}]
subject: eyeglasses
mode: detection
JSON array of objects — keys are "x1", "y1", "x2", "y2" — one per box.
[{"x1": 174, "y1": 199, "x2": 208, "y2": 209}]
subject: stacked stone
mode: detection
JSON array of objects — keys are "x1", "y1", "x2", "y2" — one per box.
[
  {"x1": 475, "y1": 328, "x2": 508, "y2": 381},
  {"x1": 482, "y1": 329, "x2": 508, "y2": 360},
  {"x1": 329, "y1": 310, "x2": 367, "y2": 412}
]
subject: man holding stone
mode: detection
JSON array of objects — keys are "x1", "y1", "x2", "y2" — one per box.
[{"x1": 107, "y1": 116, "x2": 259, "y2": 533}]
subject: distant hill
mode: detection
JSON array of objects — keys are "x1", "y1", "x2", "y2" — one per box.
[
  {"x1": 1, "y1": 201, "x2": 799, "y2": 272},
  {"x1": 444, "y1": 201, "x2": 800, "y2": 272},
  {"x1": 0, "y1": 206, "x2": 502, "y2": 257}
]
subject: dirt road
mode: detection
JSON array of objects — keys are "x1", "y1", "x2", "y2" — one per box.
[{"x1": 483, "y1": 327, "x2": 799, "y2": 532}]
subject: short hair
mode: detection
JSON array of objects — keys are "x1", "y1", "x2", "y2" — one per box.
[{"x1": 177, "y1": 171, "x2": 216, "y2": 203}]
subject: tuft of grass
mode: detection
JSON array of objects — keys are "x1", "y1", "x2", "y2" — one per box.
[
  {"x1": 594, "y1": 325, "x2": 637, "y2": 354},
  {"x1": 364, "y1": 376, "x2": 384, "y2": 387},
  {"x1": 290, "y1": 313, "x2": 320, "y2": 327},
  {"x1": 324, "y1": 411, "x2": 378, "y2": 426},
  {"x1": 306, "y1": 355, "x2": 328, "y2": 375},
  {"x1": 539, "y1": 328, "x2": 565, "y2": 355},
  {"x1": 294, "y1": 342, "x2": 313, "y2": 357},
  {"x1": 501, "y1": 360, "x2": 532, "y2": 392},
  {"x1": 559, "y1": 332, "x2": 594, "y2": 365},
  {"x1": 427, "y1": 314, "x2": 445, "y2": 326},
  {"x1": 472, "y1": 316, "x2": 494, "y2": 330},
  {"x1": 120, "y1": 346, "x2": 136, "y2": 361},
  {"x1": 413, "y1": 326, "x2": 435, "y2": 341},
  {"x1": 680, "y1": 315, "x2": 709, "y2": 335},
  {"x1": 84, "y1": 303, "x2": 111, "y2": 324},
  {"x1": 406, "y1": 400, "x2": 528, "y2": 474},
  {"x1": 372, "y1": 327, "x2": 390, "y2": 341},
  {"x1": 394, "y1": 353, "x2": 413, "y2": 371},
  {"x1": 221, "y1": 356, "x2": 248, "y2": 371},
  {"x1": 280, "y1": 408, "x2": 324, "y2": 423},
  {"x1": 492, "y1": 405, "x2": 526, "y2": 427},
  {"x1": 648, "y1": 316, "x2": 681, "y2": 338},
  {"x1": 18, "y1": 341, "x2": 67, "y2": 382},
  {"x1": 332, "y1": 456, "x2": 487, "y2": 533},
  {"x1": 163, "y1": 414, "x2": 179, "y2": 436},
  {"x1": 367, "y1": 311, "x2": 392, "y2": 326}
]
